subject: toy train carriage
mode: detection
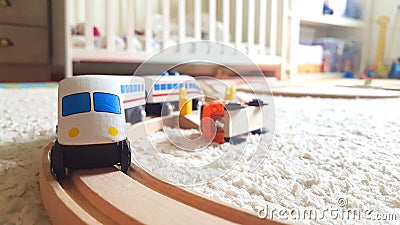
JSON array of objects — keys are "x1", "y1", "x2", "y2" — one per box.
[
  {"x1": 143, "y1": 73, "x2": 203, "y2": 116},
  {"x1": 51, "y1": 75, "x2": 131, "y2": 180},
  {"x1": 117, "y1": 76, "x2": 146, "y2": 123},
  {"x1": 200, "y1": 99, "x2": 268, "y2": 144}
]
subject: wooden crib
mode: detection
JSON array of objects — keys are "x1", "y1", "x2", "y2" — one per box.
[{"x1": 64, "y1": 0, "x2": 289, "y2": 79}]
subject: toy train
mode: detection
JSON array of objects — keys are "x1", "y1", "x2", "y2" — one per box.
[
  {"x1": 143, "y1": 73, "x2": 203, "y2": 116},
  {"x1": 200, "y1": 99, "x2": 268, "y2": 144},
  {"x1": 50, "y1": 73, "x2": 269, "y2": 180},
  {"x1": 52, "y1": 75, "x2": 132, "y2": 180}
]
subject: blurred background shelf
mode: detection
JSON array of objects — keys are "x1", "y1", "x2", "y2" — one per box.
[{"x1": 299, "y1": 16, "x2": 365, "y2": 28}]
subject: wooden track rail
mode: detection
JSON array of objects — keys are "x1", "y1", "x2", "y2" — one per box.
[{"x1": 40, "y1": 114, "x2": 284, "y2": 225}]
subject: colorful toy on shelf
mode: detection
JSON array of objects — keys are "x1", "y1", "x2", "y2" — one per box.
[
  {"x1": 200, "y1": 99, "x2": 268, "y2": 144},
  {"x1": 388, "y1": 58, "x2": 400, "y2": 79},
  {"x1": 143, "y1": 72, "x2": 203, "y2": 116},
  {"x1": 323, "y1": 0, "x2": 334, "y2": 15},
  {"x1": 51, "y1": 75, "x2": 132, "y2": 180},
  {"x1": 375, "y1": 16, "x2": 391, "y2": 76}
]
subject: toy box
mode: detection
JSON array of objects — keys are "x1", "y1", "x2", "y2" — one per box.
[
  {"x1": 341, "y1": 41, "x2": 362, "y2": 74},
  {"x1": 314, "y1": 38, "x2": 346, "y2": 72},
  {"x1": 314, "y1": 38, "x2": 361, "y2": 74},
  {"x1": 297, "y1": 44, "x2": 323, "y2": 73},
  {"x1": 344, "y1": 0, "x2": 362, "y2": 19}
]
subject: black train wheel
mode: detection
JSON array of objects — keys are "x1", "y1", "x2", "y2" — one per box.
[
  {"x1": 50, "y1": 142, "x2": 66, "y2": 181},
  {"x1": 120, "y1": 140, "x2": 131, "y2": 173}
]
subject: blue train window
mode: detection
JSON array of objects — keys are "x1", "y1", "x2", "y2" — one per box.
[
  {"x1": 62, "y1": 92, "x2": 91, "y2": 117},
  {"x1": 167, "y1": 84, "x2": 172, "y2": 90},
  {"x1": 154, "y1": 84, "x2": 160, "y2": 90},
  {"x1": 179, "y1": 83, "x2": 183, "y2": 88},
  {"x1": 121, "y1": 85, "x2": 126, "y2": 93},
  {"x1": 133, "y1": 84, "x2": 137, "y2": 92},
  {"x1": 161, "y1": 84, "x2": 166, "y2": 90},
  {"x1": 93, "y1": 92, "x2": 121, "y2": 114}
]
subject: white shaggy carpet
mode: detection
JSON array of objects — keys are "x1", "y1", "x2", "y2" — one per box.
[{"x1": 1, "y1": 87, "x2": 399, "y2": 225}]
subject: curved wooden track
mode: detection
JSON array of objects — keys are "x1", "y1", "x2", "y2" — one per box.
[{"x1": 40, "y1": 114, "x2": 284, "y2": 225}]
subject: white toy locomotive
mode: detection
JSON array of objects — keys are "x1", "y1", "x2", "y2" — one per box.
[{"x1": 51, "y1": 75, "x2": 134, "y2": 180}]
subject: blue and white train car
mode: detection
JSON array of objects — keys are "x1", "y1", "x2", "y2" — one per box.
[
  {"x1": 117, "y1": 76, "x2": 147, "y2": 123},
  {"x1": 143, "y1": 73, "x2": 203, "y2": 116},
  {"x1": 51, "y1": 75, "x2": 131, "y2": 180}
]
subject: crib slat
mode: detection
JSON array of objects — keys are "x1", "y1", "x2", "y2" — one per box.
[
  {"x1": 178, "y1": 0, "x2": 186, "y2": 43},
  {"x1": 258, "y1": 0, "x2": 267, "y2": 55},
  {"x1": 126, "y1": 0, "x2": 135, "y2": 52},
  {"x1": 222, "y1": 0, "x2": 230, "y2": 44},
  {"x1": 85, "y1": 0, "x2": 95, "y2": 50},
  {"x1": 269, "y1": 0, "x2": 278, "y2": 56},
  {"x1": 145, "y1": 0, "x2": 153, "y2": 52},
  {"x1": 162, "y1": 0, "x2": 170, "y2": 48},
  {"x1": 235, "y1": 0, "x2": 243, "y2": 50},
  {"x1": 106, "y1": 0, "x2": 116, "y2": 51},
  {"x1": 65, "y1": 0, "x2": 73, "y2": 77},
  {"x1": 194, "y1": 0, "x2": 201, "y2": 40},
  {"x1": 209, "y1": 0, "x2": 216, "y2": 42},
  {"x1": 247, "y1": 0, "x2": 255, "y2": 54}
]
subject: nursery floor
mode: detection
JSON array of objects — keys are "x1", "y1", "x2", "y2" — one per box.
[{"x1": 0, "y1": 79, "x2": 399, "y2": 225}]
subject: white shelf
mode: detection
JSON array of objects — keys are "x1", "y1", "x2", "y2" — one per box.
[
  {"x1": 299, "y1": 15, "x2": 365, "y2": 28},
  {"x1": 285, "y1": 0, "x2": 372, "y2": 81}
]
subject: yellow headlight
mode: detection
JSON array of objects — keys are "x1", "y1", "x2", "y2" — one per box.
[
  {"x1": 108, "y1": 126, "x2": 119, "y2": 136},
  {"x1": 68, "y1": 128, "x2": 79, "y2": 138}
]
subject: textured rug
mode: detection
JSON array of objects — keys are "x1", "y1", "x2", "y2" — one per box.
[{"x1": 0, "y1": 85, "x2": 399, "y2": 225}]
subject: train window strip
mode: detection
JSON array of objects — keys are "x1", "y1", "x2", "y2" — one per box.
[
  {"x1": 62, "y1": 92, "x2": 91, "y2": 117},
  {"x1": 153, "y1": 82, "x2": 197, "y2": 91},
  {"x1": 121, "y1": 84, "x2": 144, "y2": 93},
  {"x1": 93, "y1": 92, "x2": 121, "y2": 114}
]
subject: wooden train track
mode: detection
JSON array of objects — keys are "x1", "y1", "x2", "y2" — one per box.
[{"x1": 40, "y1": 114, "x2": 284, "y2": 225}]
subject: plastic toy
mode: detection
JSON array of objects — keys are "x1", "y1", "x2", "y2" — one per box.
[
  {"x1": 388, "y1": 58, "x2": 400, "y2": 79},
  {"x1": 51, "y1": 75, "x2": 131, "y2": 180},
  {"x1": 224, "y1": 85, "x2": 236, "y2": 101},
  {"x1": 375, "y1": 16, "x2": 390, "y2": 76},
  {"x1": 144, "y1": 72, "x2": 203, "y2": 116},
  {"x1": 179, "y1": 88, "x2": 193, "y2": 116},
  {"x1": 75, "y1": 22, "x2": 101, "y2": 37},
  {"x1": 323, "y1": 0, "x2": 334, "y2": 15},
  {"x1": 200, "y1": 99, "x2": 268, "y2": 144}
]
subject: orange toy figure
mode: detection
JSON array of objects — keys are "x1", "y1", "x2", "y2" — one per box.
[{"x1": 200, "y1": 99, "x2": 268, "y2": 144}]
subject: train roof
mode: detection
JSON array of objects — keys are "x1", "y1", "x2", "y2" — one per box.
[
  {"x1": 59, "y1": 75, "x2": 143, "y2": 95},
  {"x1": 142, "y1": 75, "x2": 195, "y2": 82}
]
